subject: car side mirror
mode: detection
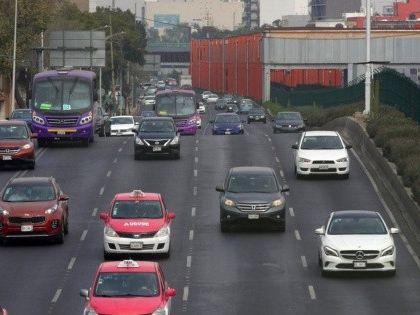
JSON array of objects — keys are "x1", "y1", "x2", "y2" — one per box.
[
  {"x1": 31, "y1": 133, "x2": 38, "y2": 139},
  {"x1": 345, "y1": 144, "x2": 352, "y2": 149},
  {"x1": 291, "y1": 144, "x2": 298, "y2": 149},
  {"x1": 59, "y1": 194, "x2": 69, "y2": 201},
  {"x1": 168, "y1": 212, "x2": 176, "y2": 220},
  {"x1": 80, "y1": 289, "x2": 89, "y2": 299},
  {"x1": 100, "y1": 212, "x2": 110, "y2": 222},
  {"x1": 166, "y1": 287, "x2": 176, "y2": 297},
  {"x1": 390, "y1": 227, "x2": 399, "y2": 234},
  {"x1": 215, "y1": 185, "x2": 224, "y2": 192},
  {"x1": 281, "y1": 185, "x2": 290, "y2": 192},
  {"x1": 315, "y1": 227, "x2": 325, "y2": 235}
]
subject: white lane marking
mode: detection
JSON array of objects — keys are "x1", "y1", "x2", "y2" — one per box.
[
  {"x1": 308, "y1": 285, "x2": 316, "y2": 300},
  {"x1": 189, "y1": 230, "x2": 194, "y2": 241},
  {"x1": 186, "y1": 256, "x2": 192, "y2": 268},
  {"x1": 21, "y1": 170, "x2": 28, "y2": 176},
  {"x1": 123, "y1": 140, "x2": 127, "y2": 145},
  {"x1": 244, "y1": 129, "x2": 249, "y2": 136},
  {"x1": 194, "y1": 169, "x2": 198, "y2": 177},
  {"x1": 196, "y1": 139, "x2": 199, "y2": 144},
  {"x1": 80, "y1": 229, "x2": 88, "y2": 241},
  {"x1": 275, "y1": 157, "x2": 280, "y2": 163},
  {"x1": 118, "y1": 147, "x2": 122, "y2": 152},
  {"x1": 271, "y1": 146, "x2": 275, "y2": 150},
  {"x1": 113, "y1": 158, "x2": 118, "y2": 163},
  {"x1": 280, "y1": 170, "x2": 284, "y2": 178},
  {"x1": 191, "y1": 207, "x2": 196, "y2": 217},
  {"x1": 268, "y1": 138, "x2": 272, "y2": 142},
  {"x1": 289, "y1": 207, "x2": 295, "y2": 217},
  {"x1": 36, "y1": 147, "x2": 48, "y2": 160},
  {"x1": 106, "y1": 170, "x2": 112, "y2": 177},
  {"x1": 194, "y1": 157, "x2": 198, "y2": 163},
  {"x1": 67, "y1": 257, "x2": 76, "y2": 270},
  {"x1": 264, "y1": 134, "x2": 268, "y2": 137},
  {"x1": 195, "y1": 147, "x2": 198, "y2": 152},
  {"x1": 91, "y1": 208, "x2": 98, "y2": 217},
  {"x1": 294, "y1": 230, "x2": 301, "y2": 241},
  {"x1": 352, "y1": 149, "x2": 420, "y2": 270},
  {"x1": 51, "y1": 289, "x2": 62, "y2": 303},
  {"x1": 99, "y1": 187, "x2": 105, "y2": 196},
  {"x1": 203, "y1": 123, "x2": 210, "y2": 135},
  {"x1": 182, "y1": 286, "x2": 189, "y2": 301},
  {"x1": 301, "y1": 256, "x2": 308, "y2": 268},
  {"x1": 193, "y1": 187, "x2": 197, "y2": 196}
]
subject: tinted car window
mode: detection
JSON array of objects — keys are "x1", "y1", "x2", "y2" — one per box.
[
  {"x1": 111, "y1": 201, "x2": 163, "y2": 219},
  {"x1": 328, "y1": 216, "x2": 387, "y2": 235},
  {"x1": 3, "y1": 184, "x2": 55, "y2": 202},
  {"x1": 139, "y1": 120, "x2": 175, "y2": 133},
  {"x1": 0, "y1": 125, "x2": 28, "y2": 139},
  {"x1": 95, "y1": 272, "x2": 159, "y2": 297},
  {"x1": 301, "y1": 135, "x2": 343, "y2": 150},
  {"x1": 277, "y1": 112, "x2": 302, "y2": 120},
  {"x1": 227, "y1": 174, "x2": 278, "y2": 193},
  {"x1": 11, "y1": 110, "x2": 32, "y2": 120},
  {"x1": 215, "y1": 115, "x2": 240, "y2": 123}
]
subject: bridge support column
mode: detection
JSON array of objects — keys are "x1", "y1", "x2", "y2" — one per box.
[
  {"x1": 347, "y1": 63, "x2": 357, "y2": 84},
  {"x1": 262, "y1": 65, "x2": 270, "y2": 102}
]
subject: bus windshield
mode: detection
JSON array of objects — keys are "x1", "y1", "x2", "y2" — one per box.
[
  {"x1": 156, "y1": 94, "x2": 195, "y2": 117},
  {"x1": 33, "y1": 78, "x2": 91, "y2": 112}
]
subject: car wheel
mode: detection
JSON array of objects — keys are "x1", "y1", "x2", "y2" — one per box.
[
  {"x1": 274, "y1": 222, "x2": 286, "y2": 232},
  {"x1": 342, "y1": 173, "x2": 350, "y2": 179},
  {"x1": 55, "y1": 222, "x2": 65, "y2": 244},
  {"x1": 263, "y1": 119, "x2": 267, "y2": 124},
  {"x1": 321, "y1": 268, "x2": 329, "y2": 277},
  {"x1": 0, "y1": 238, "x2": 7, "y2": 246},
  {"x1": 64, "y1": 216, "x2": 69, "y2": 235},
  {"x1": 81, "y1": 138, "x2": 89, "y2": 147},
  {"x1": 134, "y1": 153, "x2": 142, "y2": 160},
  {"x1": 247, "y1": 120, "x2": 250, "y2": 124},
  {"x1": 105, "y1": 131, "x2": 111, "y2": 137},
  {"x1": 172, "y1": 151, "x2": 180, "y2": 160},
  {"x1": 220, "y1": 222, "x2": 230, "y2": 233},
  {"x1": 318, "y1": 252, "x2": 322, "y2": 267},
  {"x1": 386, "y1": 269, "x2": 396, "y2": 277},
  {"x1": 273, "y1": 128, "x2": 277, "y2": 134}
]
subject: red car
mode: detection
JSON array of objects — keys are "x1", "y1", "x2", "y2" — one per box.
[
  {"x1": 0, "y1": 306, "x2": 8, "y2": 315},
  {"x1": 0, "y1": 177, "x2": 69, "y2": 244},
  {"x1": 100, "y1": 190, "x2": 175, "y2": 259},
  {"x1": 80, "y1": 260, "x2": 176, "y2": 315},
  {"x1": 0, "y1": 120, "x2": 37, "y2": 169}
]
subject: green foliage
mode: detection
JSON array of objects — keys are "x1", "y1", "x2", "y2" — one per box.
[
  {"x1": 366, "y1": 106, "x2": 412, "y2": 138},
  {"x1": 373, "y1": 125, "x2": 420, "y2": 148},
  {"x1": 400, "y1": 154, "x2": 420, "y2": 187},
  {"x1": 382, "y1": 138, "x2": 420, "y2": 165}
]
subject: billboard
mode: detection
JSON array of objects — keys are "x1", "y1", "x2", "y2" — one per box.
[{"x1": 154, "y1": 14, "x2": 180, "y2": 28}]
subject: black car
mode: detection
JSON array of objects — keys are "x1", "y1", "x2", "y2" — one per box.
[
  {"x1": 216, "y1": 166, "x2": 289, "y2": 232},
  {"x1": 9, "y1": 109, "x2": 32, "y2": 128},
  {"x1": 215, "y1": 99, "x2": 227, "y2": 110},
  {"x1": 94, "y1": 105, "x2": 111, "y2": 137},
  {"x1": 273, "y1": 111, "x2": 306, "y2": 133},
  {"x1": 226, "y1": 103, "x2": 239, "y2": 114},
  {"x1": 247, "y1": 108, "x2": 266, "y2": 124},
  {"x1": 134, "y1": 117, "x2": 180, "y2": 160}
]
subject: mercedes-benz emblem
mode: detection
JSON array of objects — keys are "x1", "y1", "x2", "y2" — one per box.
[
  {"x1": 355, "y1": 251, "x2": 364, "y2": 260},
  {"x1": 60, "y1": 120, "x2": 65, "y2": 124},
  {"x1": 5, "y1": 149, "x2": 9, "y2": 153},
  {"x1": 251, "y1": 205, "x2": 256, "y2": 210}
]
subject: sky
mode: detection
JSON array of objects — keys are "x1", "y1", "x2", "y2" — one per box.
[{"x1": 260, "y1": 0, "x2": 306, "y2": 25}]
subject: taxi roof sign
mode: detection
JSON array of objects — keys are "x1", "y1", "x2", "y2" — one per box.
[
  {"x1": 131, "y1": 190, "x2": 144, "y2": 197},
  {"x1": 117, "y1": 260, "x2": 139, "y2": 268}
]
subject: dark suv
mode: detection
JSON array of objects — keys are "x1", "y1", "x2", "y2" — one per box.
[
  {"x1": 216, "y1": 167, "x2": 289, "y2": 232},
  {"x1": 134, "y1": 117, "x2": 180, "y2": 160}
]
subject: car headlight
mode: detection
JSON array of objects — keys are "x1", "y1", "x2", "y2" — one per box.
[
  {"x1": 80, "y1": 112, "x2": 93, "y2": 125},
  {"x1": 21, "y1": 143, "x2": 32, "y2": 150},
  {"x1": 170, "y1": 135, "x2": 179, "y2": 145},
  {"x1": 155, "y1": 226, "x2": 169, "y2": 238},
  {"x1": 45, "y1": 204, "x2": 58, "y2": 214},
  {"x1": 83, "y1": 307, "x2": 98, "y2": 315},
  {"x1": 1, "y1": 209, "x2": 9, "y2": 216},
  {"x1": 104, "y1": 226, "x2": 118, "y2": 237},
  {"x1": 272, "y1": 198, "x2": 285, "y2": 207},
  {"x1": 298, "y1": 157, "x2": 311, "y2": 163},
  {"x1": 188, "y1": 118, "x2": 196, "y2": 124},
  {"x1": 32, "y1": 114, "x2": 45, "y2": 125},
  {"x1": 224, "y1": 198, "x2": 235, "y2": 207},
  {"x1": 135, "y1": 137, "x2": 144, "y2": 145},
  {"x1": 152, "y1": 307, "x2": 168, "y2": 315},
  {"x1": 381, "y1": 245, "x2": 394, "y2": 256},
  {"x1": 323, "y1": 246, "x2": 339, "y2": 257},
  {"x1": 336, "y1": 157, "x2": 348, "y2": 162}
]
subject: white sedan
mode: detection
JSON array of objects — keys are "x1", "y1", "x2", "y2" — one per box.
[
  {"x1": 206, "y1": 94, "x2": 219, "y2": 103},
  {"x1": 143, "y1": 95, "x2": 156, "y2": 106},
  {"x1": 201, "y1": 91, "x2": 212, "y2": 100},
  {"x1": 316, "y1": 210, "x2": 398, "y2": 276},
  {"x1": 198, "y1": 103, "x2": 206, "y2": 114},
  {"x1": 110, "y1": 115, "x2": 136, "y2": 136},
  {"x1": 292, "y1": 130, "x2": 351, "y2": 179}
]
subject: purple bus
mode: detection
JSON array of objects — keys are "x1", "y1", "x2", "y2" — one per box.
[
  {"x1": 154, "y1": 89, "x2": 199, "y2": 135},
  {"x1": 31, "y1": 69, "x2": 98, "y2": 146}
]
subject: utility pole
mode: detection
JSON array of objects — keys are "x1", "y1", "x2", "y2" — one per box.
[
  {"x1": 11, "y1": 0, "x2": 18, "y2": 112},
  {"x1": 364, "y1": 0, "x2": 372, "y2": 115}
]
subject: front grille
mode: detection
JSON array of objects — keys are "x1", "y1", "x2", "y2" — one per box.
[
  {"x1": 46, "y1": 117, "x2": 79, "y2": 127},
  {"x1": 236, "y1": 203, "x2": 271, "y2": 212},
  {"x1": 9, "y1": 216, "x2": 46, "y2": 224},
  {"x1": 143, "y1": 139, "x2": 171, "y2": 146},
  {"x1": 312, "y1": 160, "x2": 335, "y2": 164},
  {"x1": 0, "y1": 147, "x2": 20, "y2": 154},
  {"x1": 311, "y1": 168, "x2": 337, "y2": 173},
  {"x1": 118, "y1": 232, "x2": 156, "y2": 239},
  {"x1": 119, "y1": 244, "x2": 155, "y2": 250},
  {"x1": 340, "y1": 250, "x2": 380, "y2": 260},
  {"x1": 281, "y1": 124, "x2": 297, "y2": 128},
  {"x1": 336, "y1": 263, "x2": 384, "y2": 269}
]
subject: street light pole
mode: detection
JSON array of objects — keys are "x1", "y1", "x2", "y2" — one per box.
[
  {"x1": 11, "y1": 0, "x2": 18, "y2": 112},
  {"x1": 364, "y1": 0, "x2": 372, "y2": 115}
]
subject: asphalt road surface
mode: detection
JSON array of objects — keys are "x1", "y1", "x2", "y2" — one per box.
[{"x1": 0, "y1": 105, "x2": 420, "y2": 314}]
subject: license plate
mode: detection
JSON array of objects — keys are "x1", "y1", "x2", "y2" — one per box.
[
  {"x1": 353, "y1": 261, "x2": 367, "y2": 268},
  {"x1": 21, "y1": 225, "x2": 33, "y2": 232},
  {"x1": 225, "y1": 131, "x2": 231, "y2": 135},
  {"x1": 130, "y1": 242, "x2": 143, "y2": 249},
  {"x1": 248, "y1": 214, "x2": 259, "y2": 219},
  {"x1": 2, "y1": 155, "x2": 12, "y2": 160},
  {"x1": 319, "y1": 165, "x2": 329, "y2": 170},
  {"x1": 153, "y1": 146, "x2": 162, "y2": 152},
  {"x1": 255, "y1": 117, "x2": 259, "y2": 120}
]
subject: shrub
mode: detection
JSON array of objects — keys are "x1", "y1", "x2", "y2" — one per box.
[
  {"x1": 382, "y1": 138, "x2": 420, "y2": 164},
  {"x1": 400, "y1": 154, "x2": 420, "y2": 187},
  {"x1": 373, "y1": 125, "x2": 420, "y2": 148}
]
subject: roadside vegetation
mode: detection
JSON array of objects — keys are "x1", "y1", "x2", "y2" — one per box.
[{"x1": 263, "y1": 101, "x2": 420, "y2": 204}]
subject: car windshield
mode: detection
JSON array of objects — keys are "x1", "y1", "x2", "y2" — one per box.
[
  {"x1": 215, "y1": 115, "x2": 240, "y2": 123},
  {"x1": 250, "y1": 109, "x2": 264, "y2": 115},
  {"x1": 111, "y1": 201, "x2": 163, "y2": 219},
  {"x1": 328, "y1": 216, "x2": 387, "y2": 235},
  {"x1": 156, "y1": 94, "x2": 195, "y2": 116},
  {"x1": 209, "y1": 94, "x2": 218, "y2": 98},
  {"x1": 277, "y1": 112, "x2": 302, "y2": 120},
  {"x1": 141, "y1": 111, "x2": 156, "y2": 117},
  {"x1": 227, "y1": 174, "x2": 278, "y2": 193},
  {"x1": 11, "y1": 110, "x2": 31, "y2": 120},
  {"x1": 139, "y1": 120, "x2": 174, "y2": 133},
  {"x1": 110, "y1": 117, "x2": 134, "y2": 125},
  {"x1": 95, "y1": 272, "x2": 159, "y2": 297},
  {"x1": 300, "y1": 135, "x2": 343, "y2": 150},
  {"x1": 3, "y1": 184, "x2": 55, "y2": 202},
  {"x1": 0, "y1": 125, "x2": 28, "y2": 140}
]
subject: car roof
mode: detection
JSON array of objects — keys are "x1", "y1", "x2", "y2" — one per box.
[
  {"x1": 331, "y1": 210, "x2": 380, "y2": 218},
  {"x1": 303, "y1": 130, "x2": 338, "y2": 136},
  {"x1": 98, "y1": 260, "x2": 158, "y2": 273},
  {"x1": 111, "y1": 115, "x2": 133, "y2": 119},
  {"x1": 0, "y1": 120, "x2": 28, "y2": 126},
  {"x1": 229, "y1": 166, "x2": 275, "y2": 175},
  {"x1": 277, "y1": 111, "x2": 301, "y2": 115},
  {"x1": 140, "y1": 117, "x2": 173, "y2": 122},
  {"x1": 114, "y1": 190, "x2": 161, "y2": 201},
  {"x1": 8, "y1": 177, "x2": 54, "y2": 185}
]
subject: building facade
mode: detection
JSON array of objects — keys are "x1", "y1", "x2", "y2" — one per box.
[
  {"x1": 242, "y1": 0, "x2": 259, "y2": 29},
  {"x1": 310, "y1": 0, "x2": 361, "y2": 20}
]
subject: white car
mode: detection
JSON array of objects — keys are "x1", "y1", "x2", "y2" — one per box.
[
  {"x1": 110, "y1": 115, "x2": 136, "y2": 136},
  {"x1": 206, "y1": 93, "x2": 219, "y2": 103},
  {"x1": 196, "y1": 115, "x2": 202, "y2": 128},
  {"x1": 316, "y1": 210, "x2": 398, "y2": 276},
  {"x1": 198, "y1": 103, "x2": 206, "y2": 114},
  {"x1": 292, "y1": 130, "x2": 351, "y2": 178},
  {"x1": 202, "y1": 91, "x2": 212, "y2": 100},
  {"x1": 143, "y1": 95, "x2": 156, "y2": 106}
]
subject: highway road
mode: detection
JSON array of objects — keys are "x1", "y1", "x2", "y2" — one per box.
[{"x1": 0, "y1": 105, "x2": 420, "y2": 314}]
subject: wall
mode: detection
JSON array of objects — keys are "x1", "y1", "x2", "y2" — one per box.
[{"x1": 270, "y1": 69, "x2": 343, "y2": 88}]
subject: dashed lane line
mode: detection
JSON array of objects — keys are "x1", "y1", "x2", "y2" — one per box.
[
  {"x1": 308, "y1": 285, "x2": 317, "y2": 300},
  {"x1": 80, "y1": 229, "x2": 88, "y2": 241},
  {"x1": 186, "y1": 256, "x2": 192, "y2": 268},
  {"x1": 289, "y1": 207, "x2": 295, "y2": 217},
  {"x1": 193, "y1": 187, "x2": 197, "y2": 196},
  {"x1": 182, "y1": 286, "x2": 189, "y2": 301},
  {"x1": 301, "y1": 256, "x2": 308, "y2": 268},
  {"x1": 118, "y1": 147, "x2": 122, "y2": 152},
  {"x1": 99, "y1": 187, "x2": 105, "y2": 196},
  {"x1": 280, "y1": 170, "x2": 284, "y2": 178},
  {"x1": 189, "y1": 230, "x2": 194, "y2": 241},
  {"x1": 67, "y1": 257, "x2": 76, "y2": 270},
  {"x1": 275, "y1": 157, "x2": 280, "y2": 163},
  {"x1": 294, "y1": 230, "x2": 301, "y2": 241},
  {"x1": 194, "y1": 169, "x2": 198, "y2": 177},
  {"x1": 106, "y1": 170, "x2": 112, "y2": 177},
  {"x1": 271, "y1": 146, "x2": 275, "y2": 150},
  {"x1": 113, "y1": 158, "x2": 118, "y2": 163},
  {"x1": 91, "y1": 208, "x2": 98, "y2": 217},
  {"x1": 191, "y1": 207, "x2": 196, "y2": 217},
  {"x1": 195, "y1": 147, "x2": 198, "y2": 152},
  {"x1": 123, "y1": 140, "x2": 127, "y2": 145},
  {"x1": 194, "y1": 157, "x2": 198, "y2": 163},
  {"x1": 196, "y1": 139, "x2": 199, "y2": 144},
  {"x1": 51, "y1": 289, "x2": 62, "y2": 303}
]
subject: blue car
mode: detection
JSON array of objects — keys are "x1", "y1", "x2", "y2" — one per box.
[
  {"x1": 9, "y1": 109, "x2": 32, "y2": 128},
  {"x1": 211, "y1": 113, "x2": 244, "y2": 135}
]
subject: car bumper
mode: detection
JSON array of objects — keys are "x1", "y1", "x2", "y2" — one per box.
[
  {"x1": 274, "y1": 125, "x2": 305, "y2": 132},
  {"x1": 1, "y1": 221, "x2": 63, "y2": 239},
  {"x1": 220, "y1": 206, "x2": 286, "y2": 225},
  {"x1": 248, "y1": 117, "x2": 266, "y2": 122},
  {"x1": 110, "y1": 130, "x2": 135, "y2": 136},
  {"x1": 321, "y1": 252, "x2": 396, "y2": 272},
  {"x1": 135, "y1": 144, "x2": 180, "y2": 156},
  {"x1": 32, "y1": 122, "x2": 92, "y2": 140},
  {"x1": 212, "y1": 129, "x2": 243, "y2": 135},
  {"x1": 0, "y1": 151, "x2": 34, "y2": 164},
  {"x1": 296, "y1": 162, "x2": 349, "y2": 175},
  {"x1": 104, "y1": 234, "x2": 170, "y2": 254}
]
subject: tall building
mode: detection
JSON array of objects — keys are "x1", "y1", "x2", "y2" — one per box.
[
  {"x1": 242, "y1": 0, "x2": 259, "y2": 29},
  {"x1": 310, "y1": 0, "x2": 361, "y2": 20}
]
